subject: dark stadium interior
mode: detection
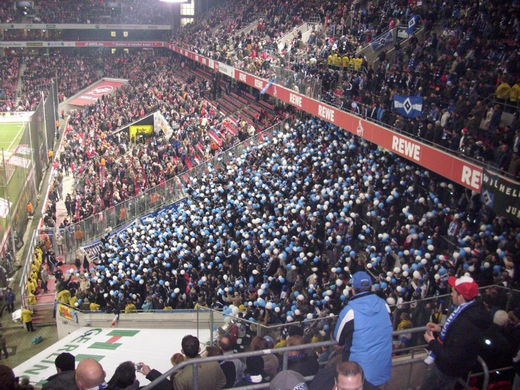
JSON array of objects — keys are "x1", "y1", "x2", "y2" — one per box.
[{"x1": 0, "y1": 0, "x2": 519, "y2": 389}]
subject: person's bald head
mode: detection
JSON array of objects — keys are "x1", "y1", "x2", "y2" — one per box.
[{"x1": 75, "y1": 358, "x2": 106, "y2": 390}]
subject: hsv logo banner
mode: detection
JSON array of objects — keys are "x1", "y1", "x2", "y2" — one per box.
[
  {"x1": 69, "y1": 80, "x2": 125, "y2": 106},
  {"x1": 393, "y1": 95, "x2": 423, "y2": 118}
]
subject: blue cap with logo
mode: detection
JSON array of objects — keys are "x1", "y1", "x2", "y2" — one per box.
[{"x1": 352, "y1": 271, "x2": 372, "y2": 291}]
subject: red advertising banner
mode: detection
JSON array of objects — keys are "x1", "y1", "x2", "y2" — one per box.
[
  {"x1": 0, "y1": 41, "x2": 165, "y2": 48},
  {"x1": 69, "y1": 80, "x2": 126, "y2": 106},
  {"x1": 162, "y1": 43, "x2": 486, "y2": 192},
  {"x1": 74, "y1": 41, "x2": 164, "y2": 48}
]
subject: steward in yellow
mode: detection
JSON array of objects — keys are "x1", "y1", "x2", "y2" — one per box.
[
  {"x1": 496, "y1": 81, "x2": 511, "y2": 101},
  {"x1": 124, "y1": 302, "x2": 137, "y2": 313},
  {"x1": 57, "y1": 289, "x2": 71, "y2": 305},
  {"x1": 510, "y1": 82, "x2": 520, "y2": 105},
  {"x1": 21, "y1": 306, "x2": 34, "y2": 331}
]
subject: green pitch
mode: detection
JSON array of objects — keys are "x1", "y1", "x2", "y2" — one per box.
[
  {"x1": 0, "y1": 121, "x2": 29, "y2": 233},
  {"x1": 0, "y1": 122, "x2": 25, "y2": 156}
]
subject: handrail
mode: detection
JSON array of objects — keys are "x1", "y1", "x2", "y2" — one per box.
[
  {"x1": 476, "y1": 356, "x2": 489, "y2": 390},
  {"x1": 141, "y1": 340, "x2": 336, "y2": 390},
  {"x1": 235, "y1": 18, "x2": 260, "y2": 37},
  {"x1": 356, "y1": 26, "x2": 396, "y2": 57},
  {"x1": 141, "y1": 328, "x2": 497, "y2": 390},
  {"x1": 276, "y1": 22, "x2": 312, "y2": 53},
  {"x1": 454, "y1": 356, "x2": 491, "y2": 390},
  {"x1": 19, "y1": 229, "x2": 38, "y2": 304},
  {"x1": 52, "y1": 302, "x2": 214, "y2": 315},
  {"x1": 466, "y1": 364, "x2": 515, "y2": 390},
  {"x1": 136, "y1": 325, "x2": 450, "y2": 390},
  {"x1": 46, "y1": 284, "x2": 519, "y2": 336},
  {"x1": 196, "y1": 283, "x2": 518, "y2": 338}
]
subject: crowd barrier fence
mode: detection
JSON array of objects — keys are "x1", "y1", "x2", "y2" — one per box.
[{"x1": 141, "y1": 328, "x2": 495, "y2": 390}]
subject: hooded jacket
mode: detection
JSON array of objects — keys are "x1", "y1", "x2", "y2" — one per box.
[
  {"x1": 428, "y1": 299, "x2": 492, "y2": 377},
  {"x1": 333, "y1": 291, "x2": 392, "y2": 386}
]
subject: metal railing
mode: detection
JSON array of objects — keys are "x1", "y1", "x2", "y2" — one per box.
[
  {"x1": 276, "y1": 22, "x2": 313, "y2": 53},
  {"x1": 19, "y1": 229, "x2": 38, "y2": 300},
  {"x1": 39, "y1": 284, "x2": 518, "y2": 353},
  {"x1": 26, "y1": 285, "x2": 513, "y2": 388},
  {"x1": 269, "y1": 65, "x2": 322, "y2": 100},
  {"x1": 198, "y1": 284, "x2": 520, "y2": 344},
  {"x1": 141, "y1": 326, "x2": 494, "y2": 390},
  {"x1": 142, "y1": 340, "x2": 336, "y2": 390}
]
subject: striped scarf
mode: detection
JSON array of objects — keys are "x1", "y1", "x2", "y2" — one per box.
[
  {"x1": 439, "y1": 299, "x2": 475, "y2": 342},
  {"x1": 426, "y1": 299, "x2": 475, "y2": 363}
]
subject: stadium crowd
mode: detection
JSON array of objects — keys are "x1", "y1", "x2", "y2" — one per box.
[
  {"x1": 46, "y1": 118, "x2": 519, "y2": 325},
  {"x1": 0, "y1": 0, "x2": 171, "y2": 25},
  {"x1": 0, "y1": 0, "x2": 515, "y2": 318},
  {"x1": 40, "y1": 52, "x2": 271, "y2": 228},
  {"x1": 0, "y1": 0, "x2": 517, "y2": 388},
  {"x1": 172, "y1": 0, "x2": 519, "y2": 171},
  {"x1": 20, "y1": 53, "x2": 101, "y2": 111},
  {"x1": 1, "y1": 51, "x2": 105, "y2": 111},
  {"x1": 0, "y1": 56, "x2": 20, "y2": 112},
  {"x1": 28, "y1": 116, "x2": 518, "y2": 389},
  {"x1": 1, "y1": 0, "x2": 518, "y2": 172},
  {"x1": 0, "y1": 334, "x2": 401, "y2": 389},
  {"x1": 2, "y1": 0, "x2": 511, "y2": 329}
]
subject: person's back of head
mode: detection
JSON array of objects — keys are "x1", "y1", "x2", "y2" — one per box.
[
  {"x1": 335, "y1": 361, "x2": 364, "y2": 389},
  {"x1": 269, "y1": 370, "x2": 308, "y2": 390},
  {"x1": 351, "y1": 271, "x2": 372, "y2": 293},
  {"x1": 250, "y1": 336, "x2": 268, "y2": 351},
  {"x1": 181, "y1": 335, "x2": 200, "y2": 358},
  {"x1": 218, "y1": 335, "x2": 233, "y2": 352},
  {"x1": 20, "y1": 376, "x2": 31, "y2": 387},
  {"x1": 76, "y1": 358, "x2": 106, "y2": 390},
  {"x1": 263, "y1": 335, "x2": 275, "y2": 349},
  {"x1": 287, "y1": 326, "x2": 304, "y2": 337},
  {"x1": 205, "y1": 345, "x2": 223, "y2": 357},
  {"x1": 0, "y1": 364, "x2": 16, "y2": 390},
  {"x1": 287, "y1": 335, "x2": 308, "y2": 358},
  {"x1": 493, "y1": 310, "x2": 509, "y2": 328},
  {"x1": 286, "y1": 335, "x2": 305, "y2": 347},
  {"x1": 107, "y1": 361, "x2": 136, "y2": 390},
  {"x1": 55, "y1": 352, "x2": 76, "y2": 373},
  {"x1": 170, "y1": 352, "x2": 186, "y2": 366}
]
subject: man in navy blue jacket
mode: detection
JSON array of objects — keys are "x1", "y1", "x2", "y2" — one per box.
[
  {"x1": 421, "y1": 275, "x2": 492, "y2": 390},
  {"x1": 333, "y1": 271, "x2": 393, "y2": 387}
]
